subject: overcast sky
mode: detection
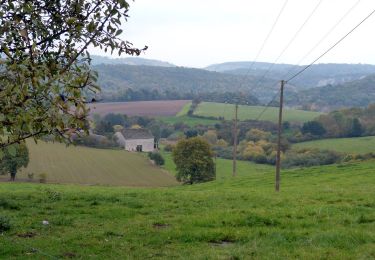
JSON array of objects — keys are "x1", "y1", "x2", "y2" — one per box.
[{"x1": 90, "y1": 0, "x2": 375, "y2": 68}]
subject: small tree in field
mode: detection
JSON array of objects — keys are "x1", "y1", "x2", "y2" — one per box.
[
  {"x1": 0, "y1": 144, "x2": 29, "y2": 181},
  {"x1": 172, "y1": 137, "x2": 215, "y2": 184}
]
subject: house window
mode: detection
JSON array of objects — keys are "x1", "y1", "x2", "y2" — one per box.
[{"x1": 136, "y1": 145, "x2": 143, "y2": 152}]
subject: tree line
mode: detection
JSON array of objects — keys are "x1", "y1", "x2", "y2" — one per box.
[{"x1": 100, "y1": 88, "x2": 260, "y2": 105}]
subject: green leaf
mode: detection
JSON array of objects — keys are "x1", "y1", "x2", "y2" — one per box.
[
  {"x1": 0, "y1": 149, "x2": 3, "y2": 160},
  {"x1": 7, "y1": 145, "x2": 16, "y2": 157},
  {"x1": 116, "y1": 29, "x2": 123, "y2": 36}
]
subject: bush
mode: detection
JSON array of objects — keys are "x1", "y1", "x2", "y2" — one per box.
[
  {"x1": 73, "y1": 135, "x2": 117, "y2": 149},
  {"x1": 163, "y1": 144, "x2": 175, "y2": 152},
  {"x1": 301, "y1": 121, "x2": 326, "y2": 136},
  {"x1": 39, "y1": 173, "x2": 47, "y2": 183},
  {"x1": 148, "y1": 152, "x2": 165, "y2": 166},
  {"x1": 27, "y1": 172, "x2": 34, "y2": 181},
  {"x1": 283, "y1": 149, "x2": 342, "y2": 168},
  {"x1": 0, "y1": 215, "x2": 11, "y2": 232},
  {"x1": 212, "y1": 146, "x2": 233, "y2": 159}
]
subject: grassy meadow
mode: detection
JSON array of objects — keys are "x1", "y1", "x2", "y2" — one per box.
[
  {"x1": 294, "y1": 136, "x2": 375, "y2": 154},
  {"x1": 175, "y1": 101, "x2": 192, "y2": 116},
  {"x1": 194, "y1": 102, "x2": 322, "y2": 123},
  {"x1": 0, "y1": 141, "x2": 177, "y2": 187},
  {"x1": 158, "y1": 115, "x2": 219, "y2": 127},
  {"x1": 161, "y1": 151, "x2": 274, "y2": 180},
  {"x1": 1, "y1": 160, "x2": 375, "y2": 259}
]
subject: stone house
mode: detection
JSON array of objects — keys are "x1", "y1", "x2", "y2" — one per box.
[{"x1": 114, "y1": 129, "x2": 155, "y2": 152}]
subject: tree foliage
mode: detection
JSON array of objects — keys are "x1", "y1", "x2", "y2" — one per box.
[
  {"x1": 172, "y1": 137, "x2": 215, "y2": 184},
  {"x1": 301, "y1": 121, "x2": 326, "y2": 136},
  {"x1": 0, "y1": 143, "x2": 29, "y2": 181},
  {"x1": 0, "y1": 0, "x2": 146, "y2": 148}
]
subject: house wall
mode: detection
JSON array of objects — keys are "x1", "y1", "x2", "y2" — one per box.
[
  {"x1": 114, "y1": 132, "x2": 155, "y2": 152},
  {"x1": 125, "y1": 138, "x2": 155, "y2": 152}
]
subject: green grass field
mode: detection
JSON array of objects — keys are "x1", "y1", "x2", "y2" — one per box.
[
  {"x1": 158, "y1": 100, "x2": 220, "y2": 126},
  {"x1": 1, "y1": 160, "x2": 374, "y2": 258},
  {"x1": 0, "y1": 141, "x2": 177, "y2": 187},
  {"x1": 176, "y1": 101, "x2": 192, "y2": 116},
  {"x1": 161, "y1": 151, "x2": 273, "y2": 180},
  {"x1": 158, "y1": 115, "x2": 219, "y2": 126},
  {"x1": 294, "y1": 136, "x2": 375, "y2": 154},
  {"x1": 194, "y1": 102, "x2": 322, "y2": 123}
]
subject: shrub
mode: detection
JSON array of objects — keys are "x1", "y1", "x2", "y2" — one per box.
[
  {"x1": 27, "y1": 172, "x2": 34, "y2": 181},
  {"x1": 212, "y1": 146, "x2": 233, "y2": 160},
  {"x1": 283, "y1": 149, "x2": 342, "y2": 168},
  {"x1": 163, "y1": 144, "x2": 175, "y2": 152},
  {"x1": 301, "y1": 121, "x2": 326, "y2": 136},
  {"x1": 0, "y1": 216, "x2": 11, "y2": 232},
  {"x1": 39, "y1": 173, "x2": 47, "y2": 183},
  {"x1": 73, "y1": 135, "x2": 117, "y2": 149},
  {"x1": 245, "y1": 129, "x2": 271, "y2": 142},
  {"x1": 148, "y1": 152, "x2": 165, "y2": 166}
]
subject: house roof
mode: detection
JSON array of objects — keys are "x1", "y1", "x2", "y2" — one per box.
[{"x1": 121, "y1": 129, "x2": 154, "y2": 140}]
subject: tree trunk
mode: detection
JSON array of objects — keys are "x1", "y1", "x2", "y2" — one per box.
[{"x1": 10, "y1": 167, "x2": 16, "y2": 181}]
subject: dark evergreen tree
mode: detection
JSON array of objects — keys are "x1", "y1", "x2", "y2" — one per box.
[
  {"x1": 349, "y1": 118, "x2": 363, "y2": 137},
  {"x1": 301, "y1": 121, "x2": 326, "y2": 136}
]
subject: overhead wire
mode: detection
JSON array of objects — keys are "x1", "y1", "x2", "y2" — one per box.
[
  {"x1": 286, "y1": 5, "x2": 375, "y2": 83},
  {"x1": 284, "y1": 0, "x2": 362, "y2": 79},
  {"x1": 238, "y1": 0, "x2": 289, "y2": 78},
  {"x1": 255, "y1": 0, "x2": 361, "y2": 119},
  {"x1": 252, "y1": 0, "x2": 324, "y2": 90},
  {"x1": 254, "y1": 85, "x2": 281, "y2": 121},
  {"x1": 221, "y1": 0, "x2": 289, "y2": 120},
  {"x1": 255, "y1": 2, "x2": 375, "y2": 121}
]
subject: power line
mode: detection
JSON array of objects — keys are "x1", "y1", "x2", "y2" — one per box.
[
  {"x1": 284, "y1": 0, "x2": 361, "y2": 79},
  {"x1": 251, "y1": 0, "x2": 359, "y2": 116},
  {"x1": 225, "y1": 0, "x2": 289, "y2": 106},
  {"x1": 254, "y1": 86, "x2": 281, "y2": 121},
  {"x1": 286, "y1": 6, "x2": 375, "y2": 83},
  {"x1": 219, "y1": 0, "x2": 289, "y2": 128},
  {"x1": 252, "y1": 0, "x2": 323, "y2": 90},
  {"x1": 256, "y1": 3, "x2": 375, "y2": 122},
  {"x1": 244, "y1": 0, "x2": 289, "y2": 73}
]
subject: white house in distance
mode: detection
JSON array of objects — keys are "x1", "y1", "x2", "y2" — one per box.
[{"x1": 115, "y1": 129, "x2": 155, "y2": 152}]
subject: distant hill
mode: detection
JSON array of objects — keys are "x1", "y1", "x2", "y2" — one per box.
[
  {"x1": 93, "y1": 64, "x2": 277, "y2": 102},
  {"x1": 90, "y1": 55, "x2": 176, "y2": 67},
  {"x1": 91, "y1": 59, "x2": 375, "y2": 110},
  {"x1": 288, "y1": 73, "x2": 375, "y2": 110},
  {"x1": 206, "y1": 62, "x2": 375, "y2": 89},
  {"x1": 206, "y1": 61, "x2": 294, "y2": 73}
]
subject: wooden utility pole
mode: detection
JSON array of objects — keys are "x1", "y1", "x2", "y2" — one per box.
[
  {"x1": 275, "y1": 80, "x2": 285, "y2": 192},
  {"x1": 232, "y1": 103, "x2": 238, "y2": 177}
]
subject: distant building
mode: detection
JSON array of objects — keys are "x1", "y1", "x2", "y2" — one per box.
[{"x1": 115, "y1": 129, "x2": 155, "y2": 152}]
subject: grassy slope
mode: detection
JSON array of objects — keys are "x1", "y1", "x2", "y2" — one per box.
[
  {"x1": 194, "y1": 102, "x2": 321, "y2": 123},
  {"x1": 1, "y1": 161, "x2": 374, "y2": 259},
  {"x1": 158, "y1": 115, "x2": 219, "y2": 126},
  {"x1": 161, "y1": 151, "x2": 273, "y2": 180},
  {"x1": 175, "y1": 101, "x2": 192, "y2": 116},
  {"x1": 158, "y1": 102, "x2": 219, "y2": 126},
  {"x1": 0, "y1": 141, "x2": 177, "y2": 187},
  {"x1": 294, "y1": 136, "x2": 375, "y2": 154}
]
